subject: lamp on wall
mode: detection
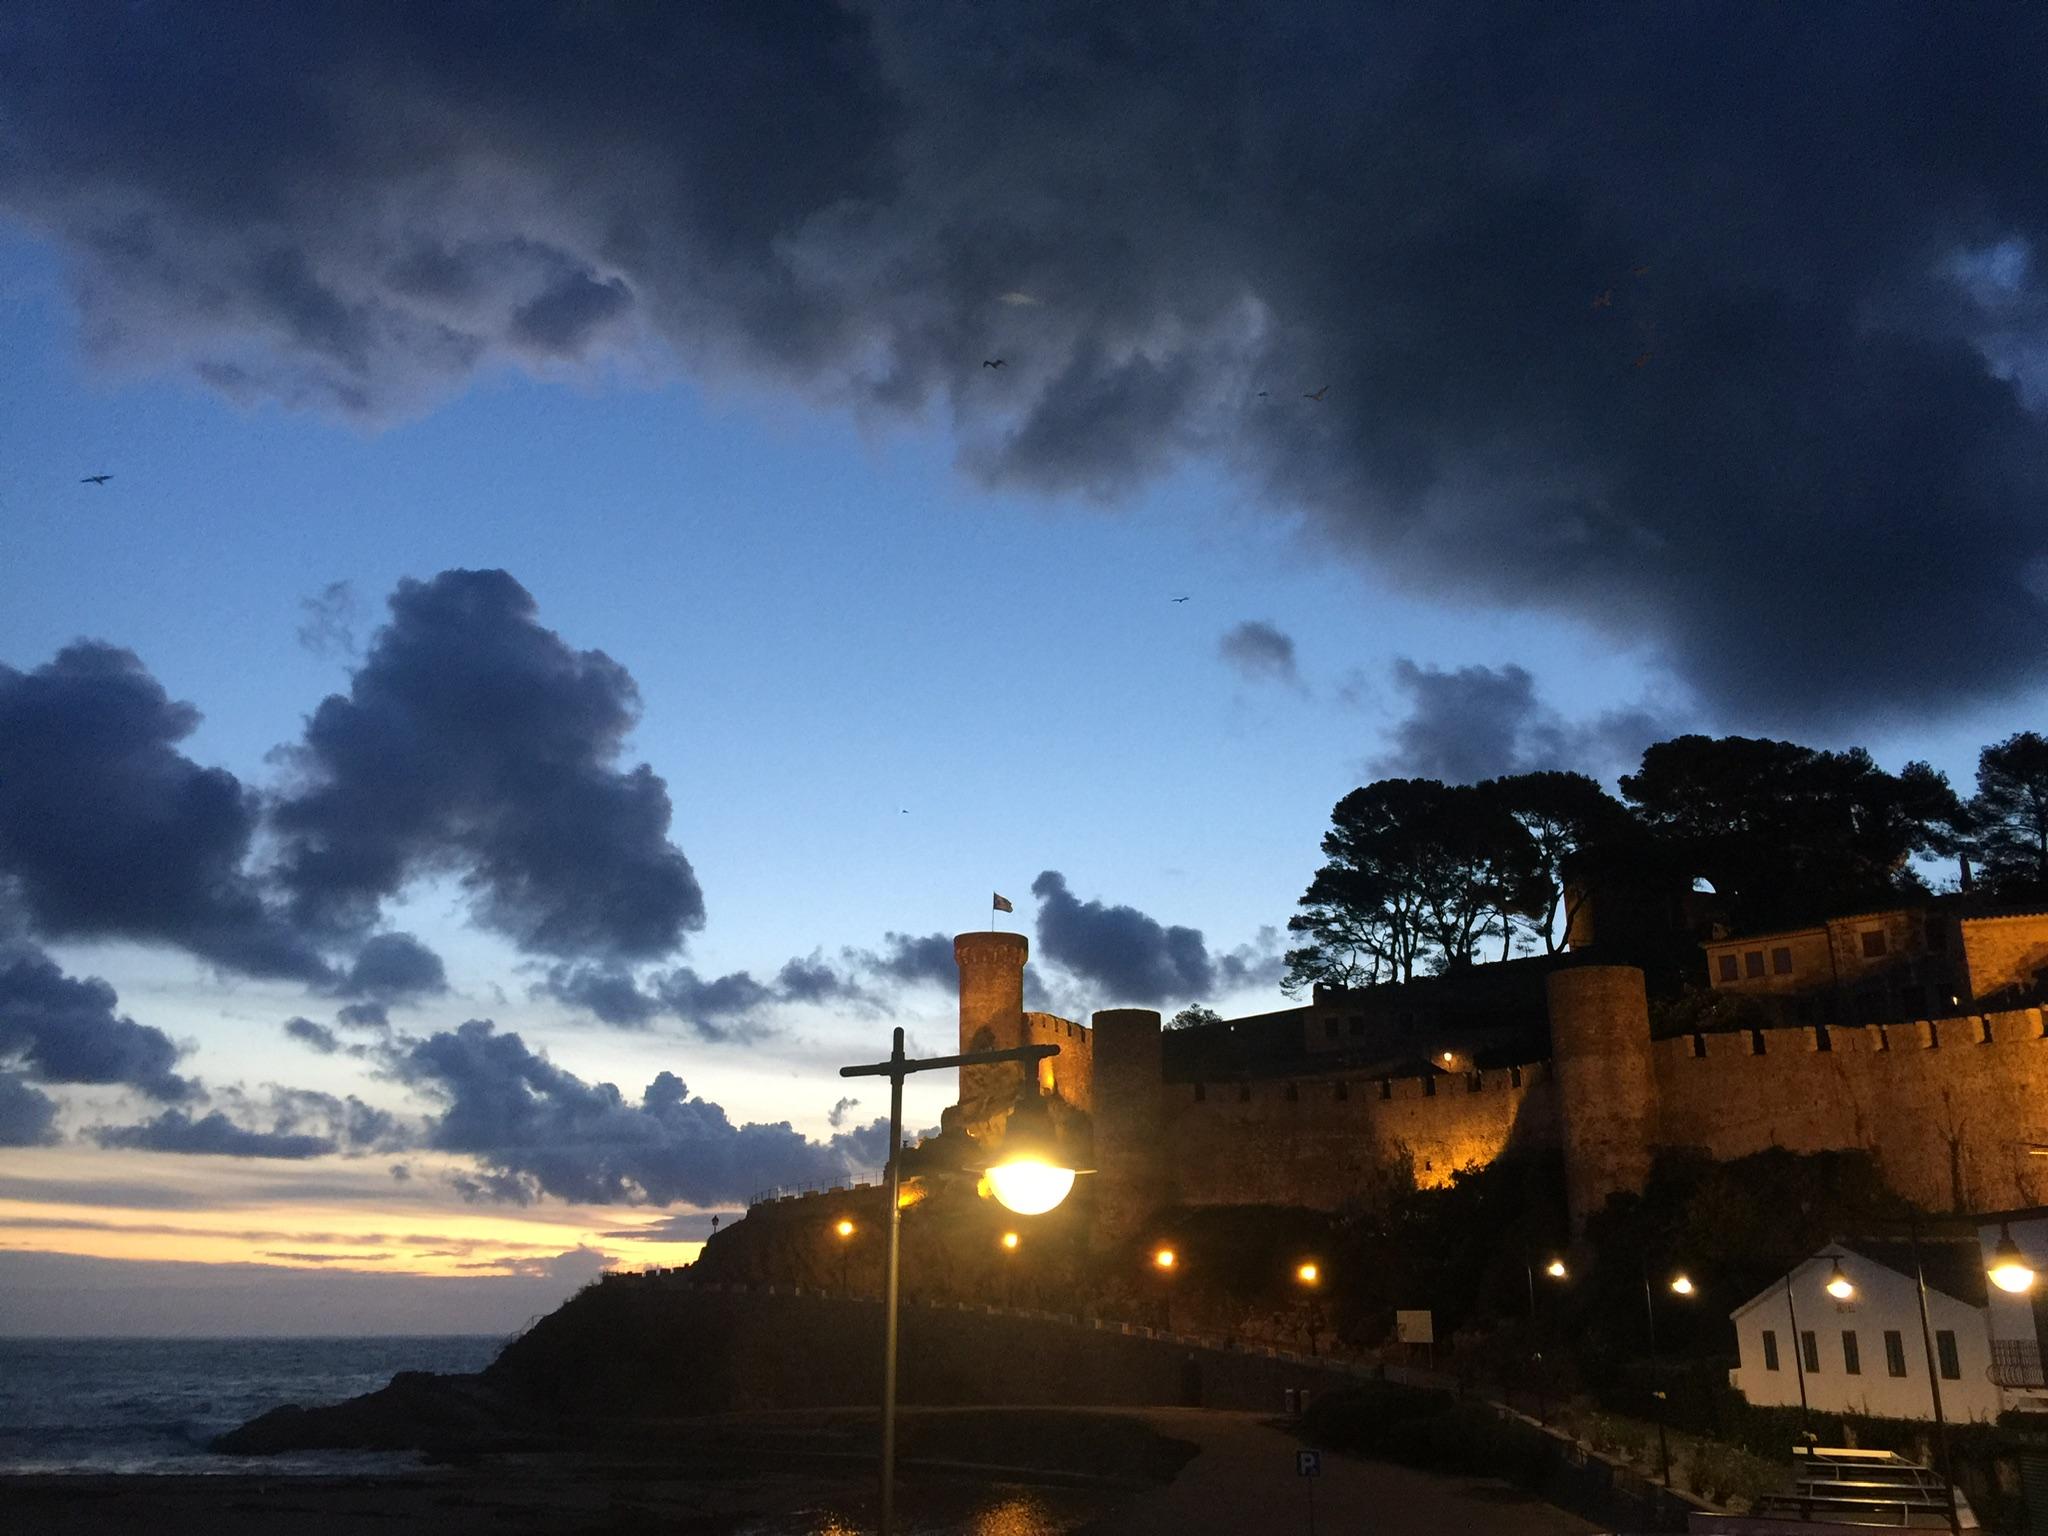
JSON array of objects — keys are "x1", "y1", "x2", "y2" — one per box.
[
  {"x1": 1825, "y1": 1259, "x2": 1855, "y2": 1301},
  {"x1": 1989, "y1": 1224, "x2": 2036, "y2": 1295}
]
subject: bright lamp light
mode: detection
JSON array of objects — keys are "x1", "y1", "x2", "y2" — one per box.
[
  {"x1": 985, "y1": 1156, "x2": 1076, "y2": 1216},
  {"x1": 1990, "y1": 1225, "x2": 2036, "y2": 1294},
  {"x1": 1670, "y1": 1274, "x2": 1695, "y2": 1296},
  {"x1": 1825, "y1": 1260, "x2": 1855, "y2": 1301},
  {"x1": 1545, "y1": 1258, "x2": 1568, "y2": 1279}
]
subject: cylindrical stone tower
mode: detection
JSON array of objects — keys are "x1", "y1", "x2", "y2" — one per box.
[
  {"x1": 1547, "y1": 965, "x2": 1656, "y2": 1233},
  {"x1": 1090, "y1": 1008, "x2": 1167, "y2": 1242},
  {"x1": 955, "y1": 931, "x2": 1029, "y2": 1114}
]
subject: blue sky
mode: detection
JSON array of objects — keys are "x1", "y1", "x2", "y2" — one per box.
[{"x1": 2, "y1": 3, "x2": 2044, "y2": 1332}]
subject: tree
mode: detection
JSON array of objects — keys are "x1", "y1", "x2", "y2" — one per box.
[
  {"x1": 1619, "y1": 735, "x2": 1947, "y2": 931},
  {"x1": 1284, "y1": 778, "x2": 1538, "y2": 992},
  {"x1": 1167, "y1": 1004, "x2": 1222, "y2": 1030},
  {"x1": 1972, "y1": 732, "x2": 2048, "y2": 900},
  {"x1": 1477, "y1": 771, "x2": 1632, "y2": 955}
]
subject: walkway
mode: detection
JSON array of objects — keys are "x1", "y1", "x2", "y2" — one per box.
[{"x1": 1093, "y1": 1409, "x2": 1602, "y2": 1536}]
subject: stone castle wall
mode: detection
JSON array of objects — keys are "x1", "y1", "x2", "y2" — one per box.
[
  {"x1": 1161, "y1": 1063, "x2": 1559, "y2": 1210},
  {"x1": 1026, "y1": 1011, "x2": 1094, "y2": 1109},
  {"x1": 1651, "y1": 1007, "x2": 2048, "y2": 1213}
]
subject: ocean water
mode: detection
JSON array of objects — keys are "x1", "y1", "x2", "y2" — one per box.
[{"x1": 0, "y1": 1334, "x2": 502, "y2": 1475}]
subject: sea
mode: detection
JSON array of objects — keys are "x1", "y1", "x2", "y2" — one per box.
[{"x1": 0, "y1": 1334, "x2": 502, "y2": 1475}]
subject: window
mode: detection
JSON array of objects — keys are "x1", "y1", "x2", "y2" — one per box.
[
  {"x1": 1745, "y1": 950, "x2": 1766, "y2": 978},
  {"x1": 1802, "y1": 1331, "x2": 1821, "y2": 1373},
  {"x1": 1762, "y1": 1330, "x2": 1780, "y2": 1371},
  {"x1": 1842, "y1": 1330, "x2": 1860, "y2": 1375},
  {"x1": 1324, "y1": 1017, "x2": 1339, "y2": 1040},
  {"x1": 1423, "y1": 1075, "x2": 1437, "y2": 1097},
  {"x1": 1937, "y1": 1330, "x2": 1960, "y2": 1381},
  {"x1": 1718, "y1": 954, "x2": 1739, "y2": 982},
  {"x1": 1884, "y1": 1331, "x2": 1908, "y2": 1377},
  {"x1": 1862, "y1": 929, "x2": 1888, "y2": 958},
  {"x1": 1379, "y1": 1079, "x2": 1392, "y2": 1101},
  {"x1": 1772, "y1": 947, "x2": 1794, "y2": 975}
]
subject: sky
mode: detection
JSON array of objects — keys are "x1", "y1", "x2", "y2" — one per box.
[{"x1": 2, "y1": 2, "x2": 2046, "y2": 1334}]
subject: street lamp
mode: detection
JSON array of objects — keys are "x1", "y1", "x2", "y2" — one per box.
[
  {"x1": 1526, "y1": 1253, "x2": 1568, "y2": 1424},
  {"x1": 1643, "y1": 1263, "x2": 1696, "y2": 1487},
  {"x1": 833, "y1": 1217, "x2": 857, "y2": 1296},
  {"x1": 1296, "y1": 1261, "x2": 1321, "y2": 1285},
  {"x1": 1989, "y1": 1224, "x2": 2036, "y2": 1295},
  {"x1": 1825, "y1": 1258, "x2": 1854, "y2": 1301},
  {"x1": 1546, "y1": 1258, "x2": 1568, "y2": 1280},
  {"x1": 841, "y1": 1026, "x2": 1068, "y2": 1535},
  {"x1": 1294, "y1": 1260, "x2": 1326, "y2": 1356}
]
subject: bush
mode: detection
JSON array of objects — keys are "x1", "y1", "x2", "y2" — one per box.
[{"x1": 1302, "y1": 1383, "x2": 1552, "y2": 1485}]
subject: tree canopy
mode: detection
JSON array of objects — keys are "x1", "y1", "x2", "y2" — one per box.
[{"x1": 1971, "y1": 732, "x2": 2048, "y2": 901}]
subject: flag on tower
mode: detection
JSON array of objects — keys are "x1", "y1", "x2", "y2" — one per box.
[{"x1": 992, "y1": 893, "x2": 1014, "y2": 913}]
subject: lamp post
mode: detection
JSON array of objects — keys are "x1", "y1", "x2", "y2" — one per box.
[
  {"x1": 834, "y1": 1216, "x2": 856, "y2": 1296},
  {"x1": 1905, "y1": 1213, "x2": 1963, "y2": 1536},
  {"x1": 1526, "y1": 1255, "x2": 1566, "y2": 1424},
  {"x1": 1295, "y1": 1261, "x2": 1324, "y2": 1357},
  {"x1": 1642, "y1": 1262, "x2": 1695, "y2": 1487},
  {"x1": 840, "y1": 1026, "x2": 1069, "y2": 1536},
  {"x1": 1782, "y1": 1267, "x2": 1812, "y2": 1453}
]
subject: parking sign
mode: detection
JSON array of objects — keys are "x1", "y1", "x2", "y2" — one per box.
[{"x1": 1297, "y1": 1449, "x2": 1322, "y2": 1477}]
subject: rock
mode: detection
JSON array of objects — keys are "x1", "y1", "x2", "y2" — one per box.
[{"x1": 212, "y1": 1370, "x2": 551, "y2": 1457}]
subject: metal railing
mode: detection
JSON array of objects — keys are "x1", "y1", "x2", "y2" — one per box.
[
  {"x1": 745, "y1": 1171, "x2": 882, "y2": 1207},
  {"x1": 1991, "y1": 1337, "x2": 2045, "y2": 1388}
]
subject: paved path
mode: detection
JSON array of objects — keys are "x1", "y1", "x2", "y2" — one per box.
[{"x1": 1094, "y1": 1409, "x2": 1602, "y2": 1536}]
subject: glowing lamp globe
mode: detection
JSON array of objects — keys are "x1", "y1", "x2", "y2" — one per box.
[
  {"x1": 1824, "y1": 1260, "x2": 1855, "y2": 1301},
  {"x1": 835, "y1": 1218, "x2": 855, "y2": 1239},
  {"x1": 1296, "y1": 1262, "x2": 1321, "y2": 1285},
  {"x1": 1545, "y1": 1259, "x2": 1568, "y2": 1279},
  {"x1": 1670, "y1": 1274, "x2": 1695, "y2": 1296},
  {"x1": 1153, "y1": 1247, "x2": 1177, "y2": 1270},
  {"x1": 985, "y1": 1156, "x2": 1076, "y2": 1216},
  {"x1": 1000, "y1": 1231, "x2": 1020, "y2": 1251},
  {"x1": 1990, "y1": 1227, "x2": 2036, "y2": 1294}
]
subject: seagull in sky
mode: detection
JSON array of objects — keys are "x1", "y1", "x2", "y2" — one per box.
[
  {"x1": 1303, "y1": 385, "x2": 1329, "y2": 401},
  {"x1": 1172, "y1": 596, "x2": 1190, "y2": 603},
  {"x1": 1632, "y1": 350, "x2": 1654, "y2": 368},
  {"x1": 80, "y1": 474, "x2": 112, "y2": 485},
  {"x1": 982, "y1": 358, "x2": 1006, "y2": 369},
  {"x1": 1632, "y1": 264, "x2": 1651, "y2": 277}
]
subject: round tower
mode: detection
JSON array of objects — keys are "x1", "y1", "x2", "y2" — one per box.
[
  {"x1": 1090, "y1": 1008, "x2": 1166, "y2": 1241},
  {"x1": 955, "y1": 931, "x2": 1029, "y2": 1115},
  {"x1": 1546, "y1": 965, "x2": 1656, "y2": 1233}
]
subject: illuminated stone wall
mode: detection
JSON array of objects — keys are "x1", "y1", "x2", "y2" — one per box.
[
  {"x1": 1652, "y1": 1007, "x2": 2048, "y2": 1212},
  {"x1": 1025, "y1": 1010, "x2": 1094, "y2": 1110}
]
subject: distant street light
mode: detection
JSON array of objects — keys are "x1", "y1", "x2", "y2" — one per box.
[
  {"x1": 1526, "y1": 1252, "x2": 1568, "y2": 1425},
  {"x1": 1643, "y1": 1262, "x2": 1697, "y2": 1486},
  {"x1": 1000, "y1": 1230, "x2": 1020, "y2": 1251},
  {"x1": 1296, "y1": 1262, "x2": 1321, "y2": 1286},
  {"x1": 832, "y1": 1217, "x2": 856, "y2": 1296},
  {"x1": 1153, "y1": 1247, "x2": 1177, "y2": 1270},
  {"x1": 841, "y1": 1026, "x2": 1066, "y2": 1535},
  {"x1": 1545, "y1": 1258, "x2": 1568, "y2": 1280}
]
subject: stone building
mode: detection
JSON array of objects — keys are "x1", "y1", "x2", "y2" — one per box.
[{"x1": 939, "y1": 907, "x2": 2048, "y2": 1241}]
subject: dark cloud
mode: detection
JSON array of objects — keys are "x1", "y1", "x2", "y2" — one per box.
[
  {"x1": 94, "y1": 1110, "x2": 334, "y2": 1159},
  {"x1": 0, "y1": 644, "x2": 327, "y2": 981},
  {"x1": 536, "y1": 950, "x2": 866, "y2": 1036},
  {"x1": 9, "y1": 6, "x2": 2047, "y2": 726},
  {"x1": 0, "y1": 943, "x2": 194, "y2": 1100},
  {"x1": 93, "y1": 1085, "x2": 412, "y2": 1160},
  {"x1": 1029, "y1": 870, "x2": 1214, "y2": 1006},
  {"x1": 827, "y1": 1095, "x2": 859, "y2": 1130},
  {"x1": 297, "y1": 579, "x2": 361, "y2": 658},
  {"x1": 861, "y1": 931, "x2": 956, "y2": 989},
  {"x1": 1374, "y1": 659, "x2": 1677, "y2": 784},
  {"x1": 335, "y1": 932, "x2": 447, "y2": 1002},
  {"x1": 397, "y1": 1019, "x2": 883, "y2": 1205},
  {"x1": 271, "y1": 569, "x2": 704, "y2": 961},
  {"x1": 457, "y1": 1244, "x2": 613, "y2": 1282},
  {"x1": 1217, "y1": 621, "x2": 1300, "y2": 687},
  {"x1": 336, "y1": 1002, "x2": 390, "y2": 1031},
  {"x1": 283, "y1": 1016, "x2": 342, "y2": 1054},
  {"x1": 0, "y1": 1072, "x2": 59, "y2": 1146}
]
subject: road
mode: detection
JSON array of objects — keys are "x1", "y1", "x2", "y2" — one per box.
[{"x1": 1088, "y1": 1408, "x2": 1602, "y2": 1536}]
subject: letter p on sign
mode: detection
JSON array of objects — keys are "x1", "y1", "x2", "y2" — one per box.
[{"x1": 1297, "y1": 1450, "x2": 1322, "y2": 1477}]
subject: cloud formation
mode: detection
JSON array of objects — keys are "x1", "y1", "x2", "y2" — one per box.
[
  {"x1": 0, "y1": 943, "x2": 193, "y2": 1100},
  {"x1": 1374, "y1": 659, "x2": 1676, "y2": 784},
  {"x1": 92, "y1": 1085, "x2": 414, "y2": 1160},
  {"x1": 8, "y1": 6, "x2": 2046, "y2": 725},
  {"x1": 334, "y1": 932, "x2": 448, "y2": 1003},
  {"x1": 397, "y1": 1019, "x2": 885, "y2": 1205},
  {"x1": 0, "y1": 1072, "x2": 59, "y2": 1146},
  {"x1": 271, "y1": 569, "x2": 704, "y2": 962},
  {"x1": 1030, "y1": 870, "x2": 1216, "y2": 1006},
  {"x1": 283, "y1": 1016, "x2": 342, "y2": 1055},
  {"x1": 94, "y1": 1110, "x2": 335, "y2": 1159},
  {"x1": 1217, "y1": 621, "x2": 1300, "y2": 687},
  {"x1": 0, "y1": 644, "x2": 326, "y2": 981}
]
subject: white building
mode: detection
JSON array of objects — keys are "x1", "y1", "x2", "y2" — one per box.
[{"x1": 1727, "y1": 1242, "x2": 2000, "y2": 1423}]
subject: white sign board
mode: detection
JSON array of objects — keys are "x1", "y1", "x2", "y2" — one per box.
[{"x1": 1395, "y1": 1309, "x2": 1434, "y2": 1344}]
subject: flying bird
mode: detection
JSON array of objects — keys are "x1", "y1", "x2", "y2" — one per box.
[
  {"x1": 1591, "y1": 290, "x2": 1613, "y2": 309},
  {"x1": 1632, "y1": 351, "x2": 1654, "y2": 368},
  {"x1": 79, "y1": 474, "x2": 112, "y2": 485},
  {"x1": 982, "y1": 359, "x2": 1006, "y2": 369},
  {"x1": 1172, "y1": 596, "x2": 1190, "y2": 603},
  {"x1": 1632, "y1": 264, "x2": 1651, "y2": 277},
  {"x1": 1303, "y1": 385, "x2": 1329, "y2": 401},
  {"x1": 1256, "y1": 390, "x2": 1269, "y2": 397}
]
